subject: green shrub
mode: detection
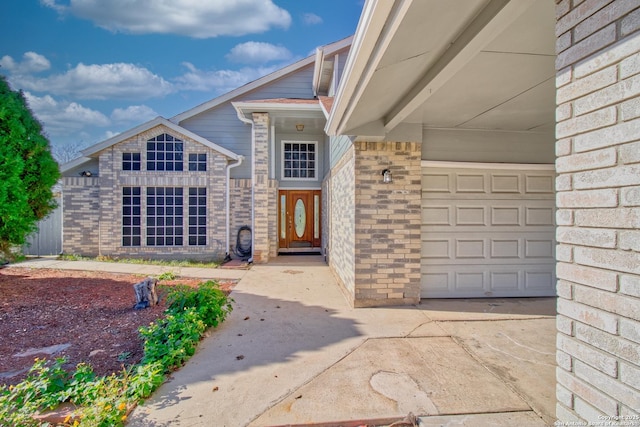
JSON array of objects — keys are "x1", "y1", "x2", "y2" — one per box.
[
  {"x1": 140, "y1": 281, "x2": 233, "y2": 372},
  {"x1": 165, "y1": 280, "x2": 233, "y2": 328}
]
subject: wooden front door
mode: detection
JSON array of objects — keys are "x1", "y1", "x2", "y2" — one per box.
[{"x1": 278, "y1": 190, "x2": 321, "y2": 250}]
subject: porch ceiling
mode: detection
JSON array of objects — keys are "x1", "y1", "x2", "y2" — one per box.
[{"x1": 328, "y1": 0, "x2": 556, "y2": 138}]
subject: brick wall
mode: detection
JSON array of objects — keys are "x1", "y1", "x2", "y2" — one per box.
[
  {"x1": 63, "y1": 124, "x2": 232, "y2": 260},
  {"x1": 555, "y1": 0, "x2": 640, "y2": 422},
  {"x1": 63, "y1": 177, "x2": 100, "y2": 255},
  {"x1": 327, "y1": 145, "x2": 356, "y2": 302},
  {"x1": 352, "y1": 141, "x2": 422, "y2": 307},
  {"x1": 251, "y1": 112, "x2": 272, "y2": 263}
]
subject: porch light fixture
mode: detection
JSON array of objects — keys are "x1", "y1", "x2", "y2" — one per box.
[
  {"x1": 296, "y1": 123, "x2": 304, "y2": 132},
  {"x1": 80, "y1": 171, "x2": 92, "y2": 177},
  {"x1": 382, "y1": 169, "x2": 392, "y2": 183}
]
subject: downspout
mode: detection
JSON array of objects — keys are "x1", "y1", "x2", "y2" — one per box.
[
  {"x1": 236, "y1": 111, "x2": 255, "y2": 263},
  {"x1": 225, "y1": 155, "x2": 244, "y2": 261}
]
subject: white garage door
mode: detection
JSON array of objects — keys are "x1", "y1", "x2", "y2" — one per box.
[{"x1": 421, "y1": 162, "x2": 556, "y2": 298}]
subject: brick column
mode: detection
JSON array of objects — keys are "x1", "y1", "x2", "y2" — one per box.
[
  {"x1": 555, "y1": 1, "x2": 640, "y2": 423},
  {"x1": 251, "y1": 112, "x2": 271, "y2": 263},
  {"x1": 353, "y1": 141, "x2": 422, "y2": 307}
]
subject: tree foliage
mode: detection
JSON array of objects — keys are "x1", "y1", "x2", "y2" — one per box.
[{"x1": 0, "y1": 75, "x2": 60, "y2": 258}]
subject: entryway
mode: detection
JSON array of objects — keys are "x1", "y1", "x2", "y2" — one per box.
[{"x1": 278, "y1": 190, "x2": 321, "y2": 253}]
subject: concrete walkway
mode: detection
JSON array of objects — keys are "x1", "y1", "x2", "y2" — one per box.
[
  {"x1": 10, "y1": 257, "x2": 557, "y2": 426},
  {"x1": 12, "y1": 256, "x2": 248, "y2": 281}
]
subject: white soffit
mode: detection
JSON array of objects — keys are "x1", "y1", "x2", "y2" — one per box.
[{"x1": 332, "y1": 0, "x2": 556, "y2": 137}]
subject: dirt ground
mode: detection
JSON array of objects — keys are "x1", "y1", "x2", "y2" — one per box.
[{"x1": 0, "y1": 267, "x2": 235, "y2": 387}]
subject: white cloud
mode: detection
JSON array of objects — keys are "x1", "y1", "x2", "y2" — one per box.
[
  {"x1": 0, "y1": 52, "x2": 51, "y2": 74},
  {"x1": 174, "y1": 62, "x2": 278, "y2": 93},
  {"x1": 302, "y1": 13, "x2": 323, "y2": 25},
  {"x1": 111, "y1": 105, "x2": 158, "y2": 123},
  {"x1": 103, "y1": 130, "x2": 121, "y2": 140},
  {"x1": 24, "y1": 91, "x2": 110, "y2": 136},
  {"x1": 226, "y1": 42, "x2": 292, "y2": 64},
  {"x1": 41, "y1": 0, "x2": 291, "y2": 38},
  {"x1": 13, "y1": 62, "x2": 173, "y2": 100}
]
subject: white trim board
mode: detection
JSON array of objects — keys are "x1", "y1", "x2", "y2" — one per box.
[{"x1": 422, "y1": 161, "x2": 555, "y2": 170}]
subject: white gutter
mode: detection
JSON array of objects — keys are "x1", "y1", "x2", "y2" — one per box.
[{"x1": 225, "y1": 155, "x2": 244, "y2": 260}]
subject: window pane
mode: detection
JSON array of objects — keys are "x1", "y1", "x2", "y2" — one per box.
[
  {"x1": 282, "y1": 142, "x2": 317, "y2": 180},
  {"x1": 188, "y1": 187, "x2": 207, "y2": 246},
  {"x1": 122, "y1": 187, "x2": 141, "y2": 246}
]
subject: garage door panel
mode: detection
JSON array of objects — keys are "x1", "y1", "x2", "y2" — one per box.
[
  {"x1": 422, "y1": 167, "x2": 554, "y2": 200},
  {"x1": 422, "y1": 199, "x2": 555, "y2": 228},
  {"x1": 420, "y1": 264, "x2": 556, "y2": 298},
  {"x1": 422, "y1": 233, "x2": 555, "y2": 264},
  {"x1": 421, "y1": 163, "x2": 556, "y2": 298}
]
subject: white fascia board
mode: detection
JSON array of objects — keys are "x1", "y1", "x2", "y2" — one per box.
[
  {"x1": 81, "y1": 116, "x2": 240, "y2": 160},
  {"x1": 232, "y1": 101, "x2": 323, "y2": 124},
  {"x1": 325, "y1": 0, "x2": 410, "y2": 136},
  {"x1": 233, "y1": 101, "x2": 322, "y2": 112},
  {"x1": 60, "y1": 156, "x2": 93, "y2": 174},
  {"x1": 312, "y1": 48, "x2": 325, "y2": 97}
]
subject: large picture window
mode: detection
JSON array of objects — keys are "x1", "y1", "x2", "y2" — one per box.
[
  {"x1": 188, "y1": 187, "x2": 207, "y2": 246},
  {"x1": 146, "y1": 187, "x2": 184, "y2": 246},
  {"x1": 122, "y1": 187, "x2": 141, "y2": 246},
  {"x1": 147, "y1": 134, "x2": 184, "y2": 171},
  {"x1": 282, "y1": 141, "x2": 316, "y2": 180}
]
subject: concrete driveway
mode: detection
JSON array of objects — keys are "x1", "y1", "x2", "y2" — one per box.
[{"x1": 124, "y1": 255, "x2": 557, "y2": 427}]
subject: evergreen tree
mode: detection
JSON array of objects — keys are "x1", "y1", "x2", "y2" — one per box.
[{"x1": 0, "y1": 75, "x2": 60, "y2": 259}]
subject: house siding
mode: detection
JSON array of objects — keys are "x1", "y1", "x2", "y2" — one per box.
[
  {"x1": 179, "y1": 65, "x2": 316, "y2": 179},
  {"x1": 330, "y1": 134, "x2": 353, "y2": 168},
  {"x1": 555, "y1": 0, "x2": 640, "y2": 423}
]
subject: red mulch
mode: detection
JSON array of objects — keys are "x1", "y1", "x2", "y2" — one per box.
[{"x1": 0, "y1": 267, "x2": 235, "y2": 387}]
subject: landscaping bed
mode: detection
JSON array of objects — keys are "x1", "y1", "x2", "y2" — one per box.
[{"x1": 0, "y1": 267, "x2": 235, "y2": 387}]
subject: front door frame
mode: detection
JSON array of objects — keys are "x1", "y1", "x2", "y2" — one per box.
[{"x1": 278, "y1": 189, "x2": 321, "y2": 252}]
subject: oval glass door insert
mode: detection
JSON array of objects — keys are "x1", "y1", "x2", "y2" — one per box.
[{"x1": 294, "y1": 198, "x2": 306, "y2": 238}]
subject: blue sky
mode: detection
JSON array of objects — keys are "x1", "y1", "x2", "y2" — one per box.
[{"x1": 0, "y1": 0, "x2": 363, "y2": 161}]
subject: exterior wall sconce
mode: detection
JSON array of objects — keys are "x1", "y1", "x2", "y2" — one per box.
[
  {"x1": 296, "y1": 124, "x2": 304, "y2": 132},
  {"x1": 80, "y1": 171, "x2": 92, "y2": 177},
  {"x1": 382, "y1": 168, "x2": 393, "y2": 183}
]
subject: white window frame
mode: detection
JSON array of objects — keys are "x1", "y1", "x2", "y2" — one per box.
[{"x1": 280, "y1": 140, "x2": 318, "y2": 181}]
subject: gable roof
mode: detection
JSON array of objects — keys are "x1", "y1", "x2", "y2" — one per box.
[
  {"x1": 81, "y1": 116, "x2": 240, "y2": 160},
  {"x1": 171, "y1": 36, "x2": 353, "y2": 124}
]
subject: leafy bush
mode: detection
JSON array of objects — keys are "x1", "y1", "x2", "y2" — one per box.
[
  {"x1": 157, "y1": 271, "x2": 176, "y2": 281},
  {"x1": 0, "y1": 280, "x2": 232, "y2": 426},
  {"x1": 140, "y1": 281, "x2": 233, "y2": 372},
  {"x1": 0, "y1": 358, "x2": 165, "y2": 427},
  {"x1": 165, "y1": 280, "x2": 233, "y2": 328}
]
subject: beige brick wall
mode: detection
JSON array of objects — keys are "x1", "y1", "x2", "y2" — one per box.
[
  {"x1": 555, "y1": 0, "x2": 640, "y2": 422},
  {"x1": 353, "y1": 141, "x2": 422, "y2": 307},
  {"x1": 326, "y1": 145, "x2": 356, "y2": 303},
  {"x1": 251, "y1": 112, "x2": 273, "y2": 263},
  {"x1": 63, "y1": 177, "x2": 100, "y2": 255},
  {"x1": 63, "y1": 124, "x2": 237, "y2": 260}
]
